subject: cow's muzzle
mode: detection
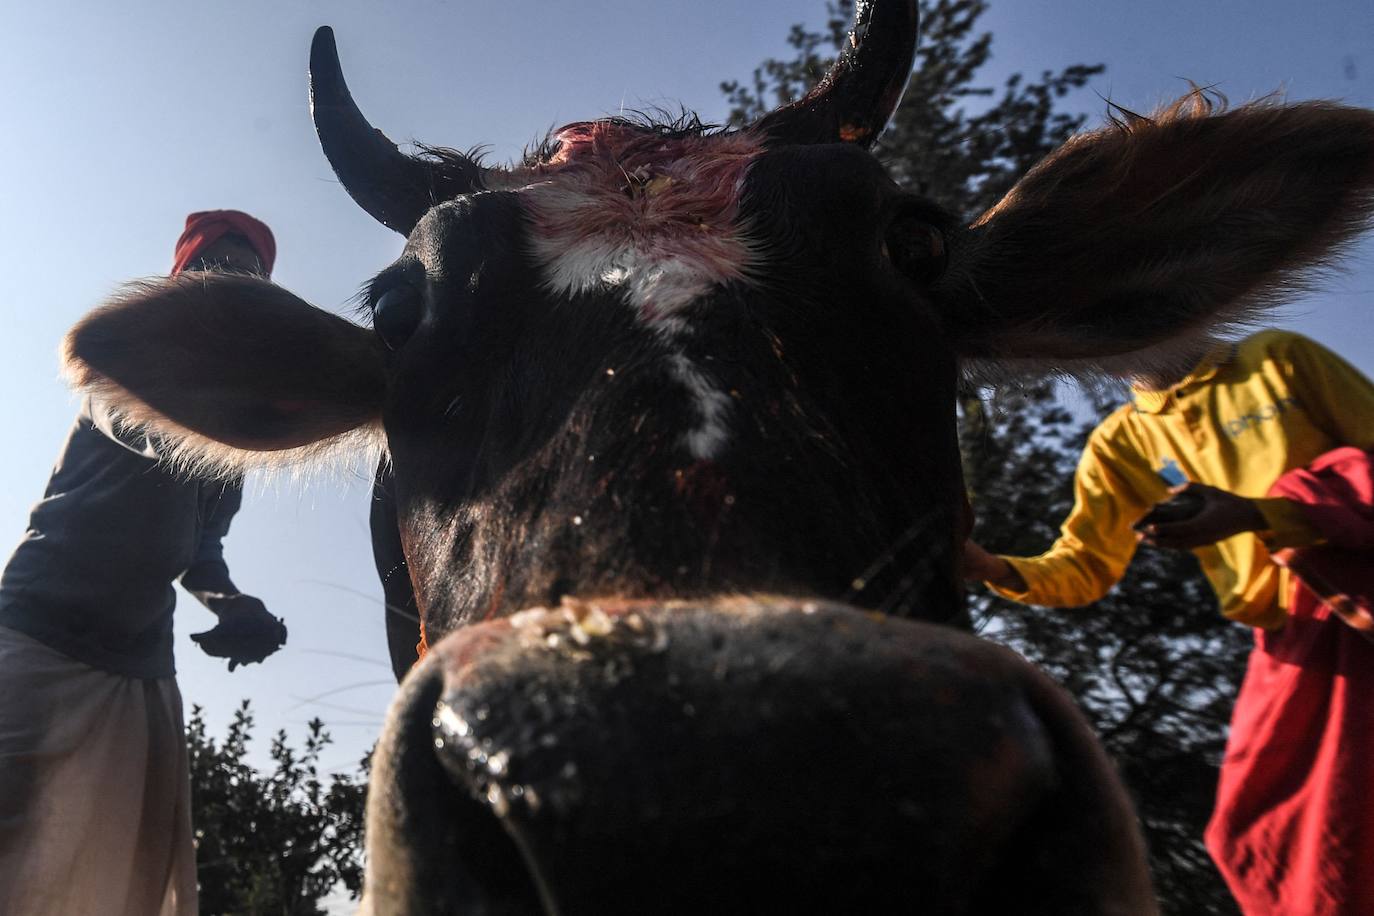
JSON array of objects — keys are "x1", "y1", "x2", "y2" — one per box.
[{"x1": 361, "y1": 597, "x2": 1156, "y2": 915}]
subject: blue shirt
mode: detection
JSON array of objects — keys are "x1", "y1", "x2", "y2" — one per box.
[{"x1": 0, "y1": 399, "x2": 243, "y2": 678}]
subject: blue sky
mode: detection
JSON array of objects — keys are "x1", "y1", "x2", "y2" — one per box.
[{"x1": 2, "y1": 0, "x2": 1371, "y2": 774}]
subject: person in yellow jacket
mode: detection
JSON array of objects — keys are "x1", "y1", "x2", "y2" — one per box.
[{"x1": 963, "y1": 327, "x2": 1374, "y2": 915}]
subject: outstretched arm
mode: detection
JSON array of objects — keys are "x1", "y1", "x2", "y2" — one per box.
[
  {"x1": 1136, "y1": 482, "x2": 1268, "y2": 551},
  {"x1": 179, "y1": 478, "x2": 244, "y2": 604},
  {"x1": 967, "y1": 430, "x2": 1151, "y2": 608},
  {"x1": 961, "y1": 540, "x2": 1027, "y2": 592},
  {"x1": 181, "y1": 478, "x2": 287, "y2": 671}
]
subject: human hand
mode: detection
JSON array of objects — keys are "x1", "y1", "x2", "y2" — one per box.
[
  {"x1": 961, "y1": 540, "x2": 1026, "y2": 591},
  {"x1": 191, "y1": 595, "x2": 288, "y2": 672},
  {"x1": 962, "y1": 539, "x2": 1003, "y2": 580},
  {"x1": 1136, "y1": 483, "x2": 1267, "y2": 551}
]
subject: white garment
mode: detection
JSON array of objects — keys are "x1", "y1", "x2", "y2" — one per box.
[{"x1": 0, "y1": 625, "x2": 196, "y2": 916}]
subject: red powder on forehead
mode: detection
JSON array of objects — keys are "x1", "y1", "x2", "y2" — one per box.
[
  {"x1": 544, "y1": 121, "x2": 712, "y2": 169},
  {"x1": 538, "y1": 120, "x2": 759, "y2": 188},
  {"x1": 503, "y1": 120, "x2": 765, "y2": 317}
]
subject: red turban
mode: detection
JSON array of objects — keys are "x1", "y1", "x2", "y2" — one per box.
[{"x1": 171, "y1": 209, "x2": 277, "y2": 276}]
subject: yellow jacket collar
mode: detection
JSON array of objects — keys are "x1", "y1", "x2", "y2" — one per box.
[{"x1": 1132, "y1": 342, "x2": 1235, "y2": 413}]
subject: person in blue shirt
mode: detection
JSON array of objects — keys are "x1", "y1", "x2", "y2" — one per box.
[{"x1": 0, "y1": 210, "x2": 288, "y2": 916}]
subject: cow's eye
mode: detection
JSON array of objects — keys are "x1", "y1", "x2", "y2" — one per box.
[
  {"x1": 372, "y1": 285, "x2": 423, "y2": 350},
  {"x1": 883, "y1": 216, "x2": 947, "y2": 285}
]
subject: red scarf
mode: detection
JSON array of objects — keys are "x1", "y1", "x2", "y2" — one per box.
[{"x1": 171, "y1": 210, "x2": 276, "y2": 275}]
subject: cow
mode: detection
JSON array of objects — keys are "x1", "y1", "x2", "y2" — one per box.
[{"x1": 61, "y1": 1, "x2": 1374, "y2": 912}]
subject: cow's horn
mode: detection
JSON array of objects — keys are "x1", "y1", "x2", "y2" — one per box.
[
  {"x1": 310, "y1": 26, "x2": 478, "y2": 235},
  {"x1": 753, "y1": 0, "x2": 919, "y2": 148}
]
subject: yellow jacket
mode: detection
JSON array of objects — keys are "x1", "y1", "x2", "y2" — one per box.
[{"x1": 990, "y1": 330, "x2": 1374, "y2": 629}]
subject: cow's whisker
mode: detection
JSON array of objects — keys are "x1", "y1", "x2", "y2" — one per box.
[
  {"x1": 844, "y1": 508, "x2": 940, "y2": 604},
  {"x1": 287, "y1": 680, "x2": 397, "y2": 711},
  {"x1": 287, "y1": 694, "x2": 388, "y2": 720},
  {"x1": 298, "y1": 648, "x2": 392, "y2": 669},
  {"x1": 297, "y1": 578, "x2": 422, "y2": 623},
  {"x1": 874, "y1": 555, "x2": 936, "y2": 618}
]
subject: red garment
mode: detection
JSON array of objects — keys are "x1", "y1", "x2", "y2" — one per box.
[
  {"x1": 1270, "y1": 447, "x2": 1374, "y2": 636},
  {"x1": 170, "y1": 210, "x2": 276, "y2": 276},
  {"x1": 1205, "y1": 448, "x2": 1374, "y2": 915}
]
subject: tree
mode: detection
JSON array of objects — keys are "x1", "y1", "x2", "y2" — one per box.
[
  {"x1": 724, "y1": 4, "x2": 1249, "y2": 912},
  {"x1": 188, "y1": 702, "x2": 368, "y2": 915},
  {"x1": 722, "y1": 0, "x2": 1103, "y2": 219}
]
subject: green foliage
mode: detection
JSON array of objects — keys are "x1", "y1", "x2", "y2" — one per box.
[
  {"x1": 723, "y1": 4, "x2": 1249, "y2": 912},
  {"x1": 188, "y1": 702, "x2": 368, "y2": 915}
]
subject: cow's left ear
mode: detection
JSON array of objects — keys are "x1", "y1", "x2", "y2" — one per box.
[
  {"x1": 64, "y1": 272, "x2": 386, "y2": 472},
  {"x1": 935, "y1": 94, "x2": 1374, "y2": 374}
]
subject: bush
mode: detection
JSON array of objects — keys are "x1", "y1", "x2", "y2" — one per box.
[{"x1": 187, "y1": 702, "x2": 368, "y2": 915}]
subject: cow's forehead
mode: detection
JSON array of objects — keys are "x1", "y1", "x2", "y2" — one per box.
[
  {"x1": 486, "y1": 121, "x2": 767, "y2": 324},
  {"x1": 395, "y1": 122, "x2": 768, "y2": 464}
]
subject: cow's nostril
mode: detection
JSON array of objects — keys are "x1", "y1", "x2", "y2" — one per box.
[
  {"x1": 360, "y1": 654, "x2": 547, "y2": 915},
  {"x1": 433, "y1": 700, "x2": 525, "y2": 816}
]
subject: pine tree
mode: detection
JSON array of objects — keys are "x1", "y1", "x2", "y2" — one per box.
[{"x1": 722, "y1": 0, "x2": 1103, "y2": 220}]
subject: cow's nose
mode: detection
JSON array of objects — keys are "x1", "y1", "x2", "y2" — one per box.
[{"x1": 363, "y1": 598, "x2": 1155, "y2": 915}]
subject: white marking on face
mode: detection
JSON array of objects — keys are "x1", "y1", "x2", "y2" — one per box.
[
  {"x1": 667, "y1": 352, "x2": 733, "y2": 460},
  {"x1": 488, "y1": 122, "x2": 766, "y2": 460},
  {"x1": 510, "y1": 124, "x2": 764, "y2": 319}
]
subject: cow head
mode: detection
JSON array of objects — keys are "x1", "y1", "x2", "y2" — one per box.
[{"x1": 63, "y1": 2, "x2": 1374, "y2": 912}]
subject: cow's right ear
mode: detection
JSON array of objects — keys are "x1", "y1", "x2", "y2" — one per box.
[
  {"x1": 935, "y1": 94, "x2": 1374, "y2": 377},
  {"x1": 63, "y1": 272, "x2": 386, "y2": 473}
]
